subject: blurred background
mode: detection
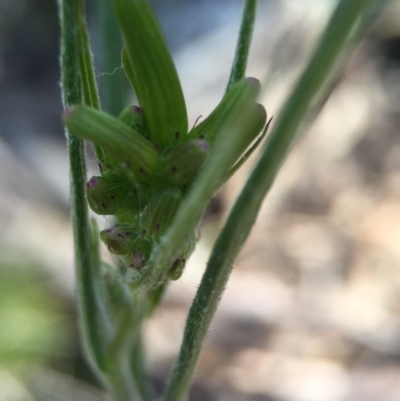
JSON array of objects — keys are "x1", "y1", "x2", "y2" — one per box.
[{"x1": 1, "y1": 0, "x2": 400, "y2": 400}]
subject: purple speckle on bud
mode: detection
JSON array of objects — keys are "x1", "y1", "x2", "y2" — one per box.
[
  {"x1": 129, "y1": 250, "x2": 146, "y2": 269},
  {"x1": 87, "y1": 177, "x2": 99, "y2": 189},
  {"x1": 197, "y1": 140, "x2": 209, "y2": 153},
  {"x1": 132, "y1": 105, "x2": 143, "y2": 115}
]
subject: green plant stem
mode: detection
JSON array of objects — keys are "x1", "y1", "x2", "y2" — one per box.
[
  {"x1": 76, "y1": 0, "x2": 104, "y2": 162},
  {"x1": 108, "y1": 326, "x2": 153, "y2": 401},
  {"x1": 58, "y1": 0, "x2": 107, "y2": 374},
  {"x1": 105, "y1": 303, "x2": 151, "y2": 401},
  {"x1": 130, "y1": 333, "x2": 154, "y2": 401},
  {"x1": 226, "y1": 0, "x2": 258, "y2": 92},
  {"x1": 161, "y1": 1, "x2": 377, "y2": 400},
  {"x1": 105, "y1": 362, "x2": 143, "y2": 401}
]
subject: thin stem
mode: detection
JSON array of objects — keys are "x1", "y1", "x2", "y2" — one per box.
[
  {"x1": 60, "y1": 1, "x2": 153, "y2": 398},
  {"x1": 100, "y1": 271, "x2": 152, "y2": 401},
  {"x1": 76, "y1": 0, "x2": 104, "y2": 162},
  {"x1": 130, "y1": 334, "x2": 154, "y2": 401},
  {"x1": 105, "y1": 308, "x2": 150, "y2": 401},
  {"x1": 58, "y1": 0, "x2": 107, "y2": 373},
  {"x1": 226, "y1": 0, "x2": 258, "y2": 92},
  {"x1": 105, "y1": 363, "x2": 143, "y2": 401},
  {"x1": 161, "y1": 1, "x2": 378, "y2": 400}
]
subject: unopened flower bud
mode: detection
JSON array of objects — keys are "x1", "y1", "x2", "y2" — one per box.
[
  {"x1": 123, "y1": 237, "x2": 153, "y2": 270},
  {"x1": 230, "y1": 102, "x2": 267, "y2": 164},
  {"x1": 167, "y1": 258, "x2": 186, "y2": 281},
  {"x1": 100, "y1": 223, "x2": 140, "y2": 255},
  {"x1": 188, "y1": 77, "x2": 261, "y2": 143},
  {"x1": 167, "y1": 233, "x2": 197, "y2": 280},
  {"x1": 87, "y1": 175, "x2": 125, "y2": 215},
  {"x1": 64, "y1": 106, "x2": 161, "y2": 182},
  {"x1": 86, "y1": 174, "x2": 146, "y2": 216},
  {"x1": 162, "y1": 139, "x2": 209, "y2": 186},
  {"x1": 142, "y1": 187, "x2": 182, "y2": 238},
  {"x1": 118, "y1": 105, "x2": 147, "y2": 135}
]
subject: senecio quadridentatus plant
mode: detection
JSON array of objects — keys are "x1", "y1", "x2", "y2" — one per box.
[
  {"x1": 65, "y1": 31, "x2": 266, "y2": 283},
  {"x1": 64, "y1": 0, "x2": 268, "y2": 287},
  {"x1": 59, "y1": 0, "x2": 381, "y2": 399}
]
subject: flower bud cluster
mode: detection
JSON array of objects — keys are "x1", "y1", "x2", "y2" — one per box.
[{"x1": 63, "y1": 0, "x2": 268, "y2": 284}]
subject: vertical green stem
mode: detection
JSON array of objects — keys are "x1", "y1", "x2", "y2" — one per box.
[
  {"x1": 130, "y1": 333, "x2": 154, "y2": 401},
  {"x1": 104, "y1": 297, "x2": 152, "y2": 401},
  {"x1": 104, "y1": 363, "x2": 142, "y2": 401},
  {"x1": 226, "y1": 0, "x2": 258, "y2": 92},
  {"x1": 58, "y1": 0, "x2": 107, "y2": 374},
  {"x1": 76, "y1": 0, "x2": 104, "y2": 162},
  {"x1": 161, "y1": 1, "x2": 377, "y2": 400}
]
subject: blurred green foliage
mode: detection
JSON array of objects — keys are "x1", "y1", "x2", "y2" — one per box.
[{"x1": 0, "y1": 264, "x2": 68, "y2": 365}]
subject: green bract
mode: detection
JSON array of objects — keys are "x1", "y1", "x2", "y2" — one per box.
[
  {"x1": 64, "y1": 0, "x2": 268, "y2": 287},
  {"x1": 188, "y1": 77, "x2": 262, "y2": 143},
  {"x1": 86, "y1": 174, "x2": 148, "y2": 217},
  {"x1": 101, "y1": 223, "x2": 141, "y2": 255},
  {"x1": 142, "y1": 187, "x2": 183, "y2": 238},
  {"x1": 64, "y1": 106, "x2": 161, "y2": 181},
  {"x1": 116, "y1": 0, "x2": 188, "y2": 148},
  {"x1": 161, "y1": 140, "x2": 209, "y2": 186}
]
